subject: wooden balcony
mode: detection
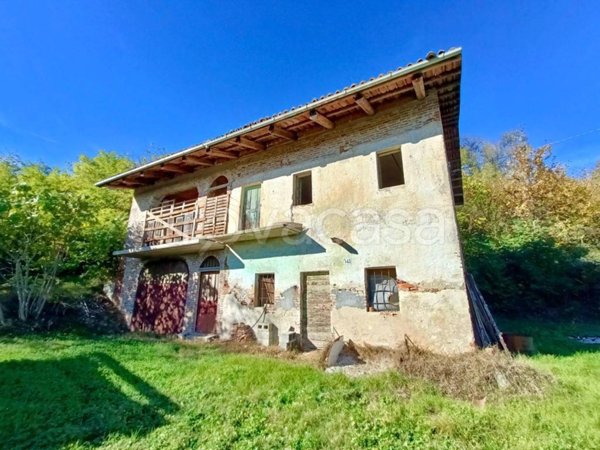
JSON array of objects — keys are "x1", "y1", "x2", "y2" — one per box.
[{"x1": 142, "y1": 194, "x2": 230, "y2": 246}]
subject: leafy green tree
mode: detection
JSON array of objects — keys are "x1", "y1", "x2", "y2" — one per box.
[
  {"x1": 0, "y1": 165, "x2": 89, "y2": 320},
  {"x1": 66, "y1": 151, "x2": 133, "y2": 282},
  {"x1": 0, "y1": 152, "x2": 133, "y2": 323}
]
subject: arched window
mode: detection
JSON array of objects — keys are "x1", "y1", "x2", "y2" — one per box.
[
  {"x1": 208, "y1": 176, "x2": 228, "y2": 198},
  {"x1": 200, "y1": 255, "x2": 220, "y2": 270}
]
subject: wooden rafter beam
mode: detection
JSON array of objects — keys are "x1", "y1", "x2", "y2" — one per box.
[
  {"x1": 353, "y1": 94, "x2": 375, "y2": 115},
  {"x1": 205, "y1": 148, "x2": 238, "y2": 159},
  {"x1": 137, "y1": 171, "x2": 159, "y2": 180},
  {"x1": 268, "y1": 124, "x2": 297, "y2": 141},
  {"x1": 412, "y1": 74, "x2": 426, "y2": 100},
  {"x1": 160, "y1": 164, "x2": 190, "y2": 174},
  {"x1": 121, "y1": 180, "x2": 144, "y2": 187},
  {"x1": 234, "y1": 136, "x2": 265, "y2": 152},
  {"x1": 309, "y1": 109, "x2": 335, "y2": 129},
  {"x1": 308, "y1": 78, "x2": 461, "y2": 122},
  {"x1": 182, "y1": 155, "x2": 213, "y2": 166},
  {"x1": 133, "y1": 175, "x2": 158, "y2": 183}
]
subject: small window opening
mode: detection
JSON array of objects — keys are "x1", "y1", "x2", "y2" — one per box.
[
  {"x1": 200, "y1": 256, "x2": 220, "y2": 269},
  {"x1": 366, "y1": 267, "x2": 399, "y2": 312},
  {"x1": 256, "y1": 273, "x2": 275, "y2": 307},
  {"x1": 294, "y1": 172, "x2": 312, "y2": 205},
  {"x1": 377, "y1": 149, "x2": 405, "y2": 189},
  {"x1": 208, "y1": 176, "x2": 228, "y2": 198}
]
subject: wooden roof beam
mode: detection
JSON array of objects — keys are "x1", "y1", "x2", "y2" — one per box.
[
  {"x1": 133, "y1": 174, "x2": 159, "y2": 182},
  {"x1": 205, "y1": 148, "x2": 238, "y2": 159},
  {"x1": 234, "y1": 136, "x2": 265, "y2": 152},
  {"x1": 268, "y1": 124, "x2": 297, "y2": 141},
  {"x1": 121, "y1": 180, "x2": 145, "y2": 187},
  {"x1": 353, "y1": 94, "x2": 375, "y2": 115},
  {"x1": 137, "y1": 171, "x2": 159, "y2": 179},
  {"x1": 160, "y1": 164, "x2": 190, "y2": 174},
  {"x1": 182, "y1": 155, "x2": 213, "y2": 166},
  {"x1": 309, "y1": 109, "x2": 334, "y2": 129},
  {"x1": 412, "y1": 74, "x2": 426, "y2": 100}
]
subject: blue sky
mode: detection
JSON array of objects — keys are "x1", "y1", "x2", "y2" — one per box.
[{"x1": 0, "y1": 0, "x2": 598, "y2": 174}]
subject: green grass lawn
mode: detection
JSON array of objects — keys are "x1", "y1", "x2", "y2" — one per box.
[{"x1": 1, "y1": 322, "x2": 599, "y2": 450}]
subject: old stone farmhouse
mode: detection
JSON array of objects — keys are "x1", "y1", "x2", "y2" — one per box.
[{"x1": 97, "y1": 47, "x2": 475, "y2": 353}]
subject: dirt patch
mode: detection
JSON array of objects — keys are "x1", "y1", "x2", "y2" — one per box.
[{"x1": 325, "y1": 340, "x2": 394, "y2": 376}]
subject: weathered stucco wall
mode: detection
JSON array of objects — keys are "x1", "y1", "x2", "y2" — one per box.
[{"x1": 118, "y1": 91, "x2": 475, "y2": 354}]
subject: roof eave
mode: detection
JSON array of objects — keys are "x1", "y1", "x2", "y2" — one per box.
[{"x1": 95, "y1": 47, "x2": 462, "y2": 188}]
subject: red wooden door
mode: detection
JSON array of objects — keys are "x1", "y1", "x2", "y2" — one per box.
[
  {"x1": 196, "y1": 271, "x2": 219, "y2": 334},
  {"x1": 131, "y1": 260, "x2": 189, "y2": 334}
]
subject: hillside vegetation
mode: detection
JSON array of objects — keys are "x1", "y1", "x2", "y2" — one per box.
[{"x1": 458, "y1": 131, "x2": 600, "y2": 317}]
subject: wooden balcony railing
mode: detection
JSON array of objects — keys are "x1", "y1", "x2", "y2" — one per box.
[{"x1": 142, "y1": 193, "x2": 230, "y2": 246}]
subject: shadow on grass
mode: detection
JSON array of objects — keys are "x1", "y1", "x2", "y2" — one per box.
[{"x1": 0, "y1": 352, "x2": 178, "y2": 449}]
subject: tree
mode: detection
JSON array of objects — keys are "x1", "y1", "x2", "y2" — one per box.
[
  {"x1": 66, "y1": 151, "x2": 133, "y2": 282},
  {"x1": 0, "y1": 165, "x2": 89, "y2": 320},
  {"x1": 0, "y1": 151, "x2": 133, "y2": 323},
  {"x1": 458, "y1": 131, "x2": 600, "y2": 317}
]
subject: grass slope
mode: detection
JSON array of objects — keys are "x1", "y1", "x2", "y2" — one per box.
[{"x1": 0, "y1": 323, "x2": 599, "y2": 450}]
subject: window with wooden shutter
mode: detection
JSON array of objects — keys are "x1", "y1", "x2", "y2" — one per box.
[{"x1": 256, "y1": 273, "x2": 275, "y2": 307}]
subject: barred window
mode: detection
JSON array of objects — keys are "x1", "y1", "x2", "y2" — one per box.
[{"x1": 366, "y1": 267, "x2": 399, "y2": 311}]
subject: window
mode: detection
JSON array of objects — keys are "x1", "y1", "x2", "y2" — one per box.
[
  {"x1": 208, "y1": 176, "x2": 228, "y2": 197},
  {"x1": 256, "y1": 274, "x2": 275, "y2": 306},
  {"x1": 377, "y1": 149, "x2": 405, "y2": 189},
  {"x1": 366, "y1": 267, "x2": 399, "y2": 311},
  {"x1": 241, "y1": 184, "x2": 261, "y2": 230},
  {"x1": 293, "y1": 172, "x2": 312, "y2": 205},
  {"x1": 200, "y1": 255, "x2": 220, "y2": 270}
]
